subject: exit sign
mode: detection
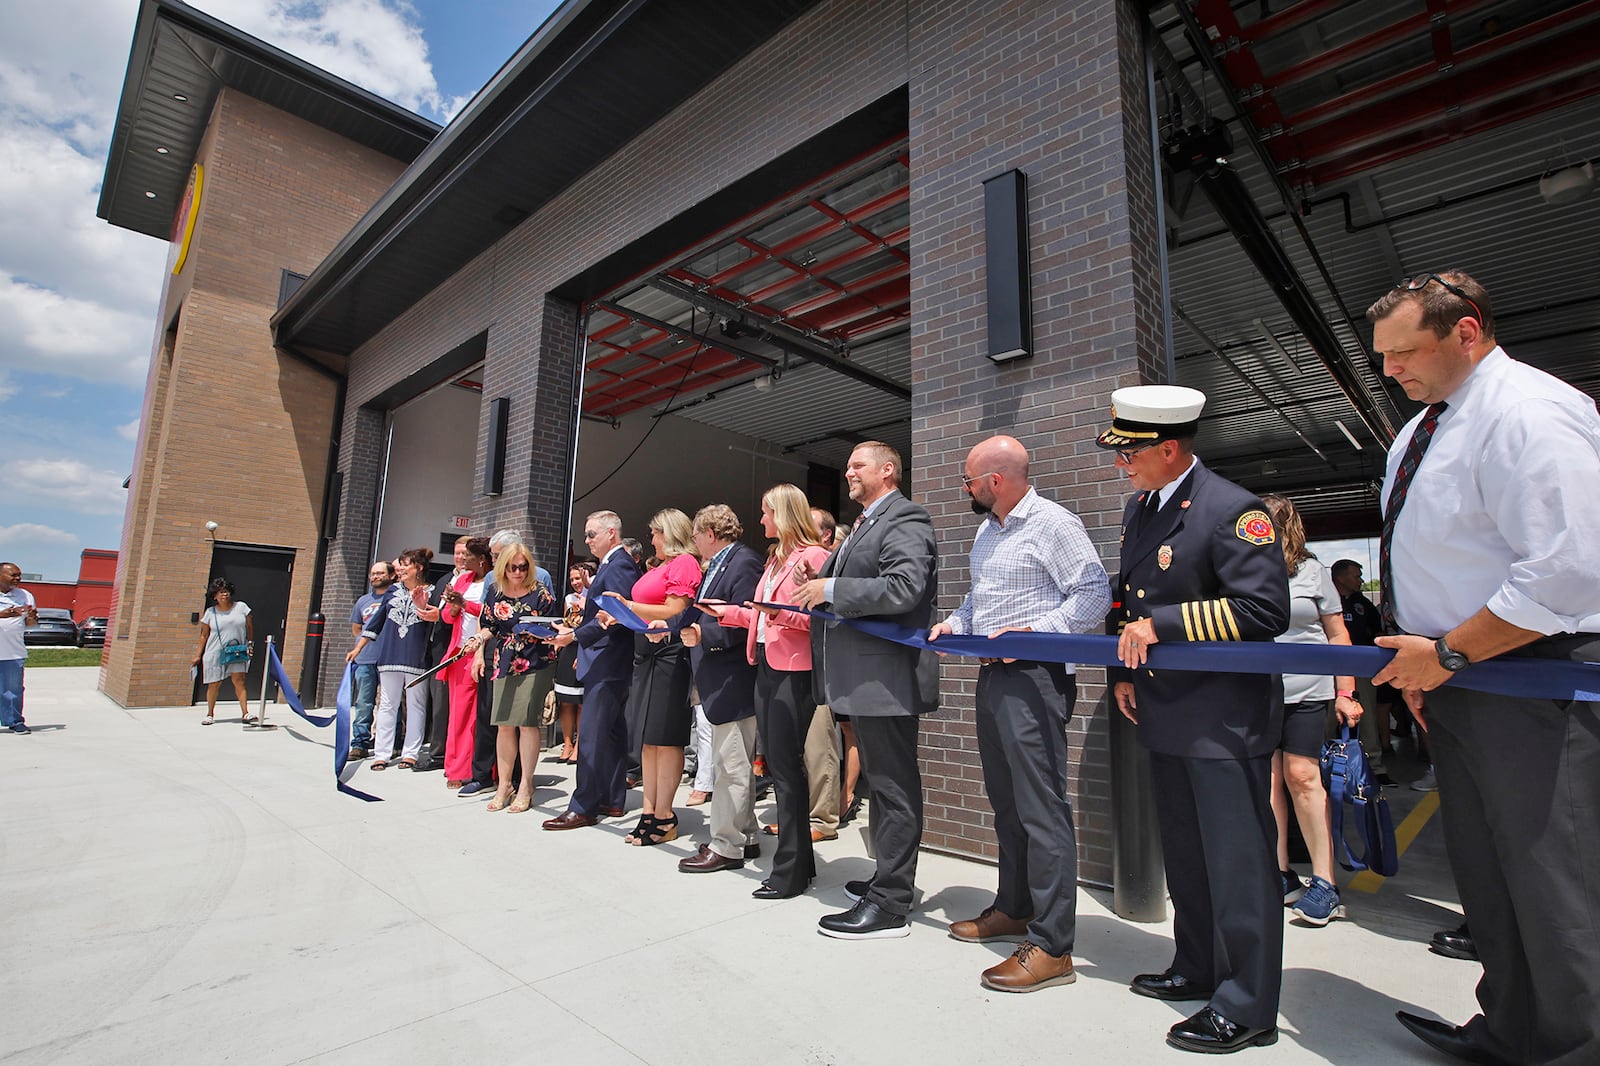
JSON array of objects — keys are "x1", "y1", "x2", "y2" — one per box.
[{"x1": 452, "y1": 515, "x2": 471, "y2": 530}]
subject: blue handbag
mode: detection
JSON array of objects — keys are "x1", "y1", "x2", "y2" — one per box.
[{"x1": 1320, "y1": 725, "x2": 1399, "y2": 876}]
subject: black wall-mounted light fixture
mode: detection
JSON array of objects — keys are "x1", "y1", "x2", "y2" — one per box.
[
  {"x1": 484, "y1": 396, "x2": 509, "y2": 497},
  {"x1": 983, "y1": 169, "x2": 1033, "y2": 363}
]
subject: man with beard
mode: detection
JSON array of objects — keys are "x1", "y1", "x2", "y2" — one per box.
[
  {"x1": 346, "y1": 560, "x2": 395, "y2": 759},
  {"x1": 928, "y1": 434, "x2": 1110, "y2": 991}
]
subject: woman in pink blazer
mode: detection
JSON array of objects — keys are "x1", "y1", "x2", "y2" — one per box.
[{"x1": 714, "y1": 483, "x2": 831, "y2": 899}]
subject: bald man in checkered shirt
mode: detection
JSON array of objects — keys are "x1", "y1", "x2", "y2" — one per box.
[{"x1": 928, "y1": 435, "x2": 1111, "y2": 993}]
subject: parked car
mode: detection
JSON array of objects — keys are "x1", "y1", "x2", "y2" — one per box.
[
  {"x1": 24, "y1": 608, "x2": 79, "y2": 647},
  {"x1": 78, "y1": 616, "x2": 109, "y2": 647}
]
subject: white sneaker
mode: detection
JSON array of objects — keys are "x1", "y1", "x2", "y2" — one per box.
[{"x1": 1411, "y1": 766, "x2": 1439, "y2": 792}]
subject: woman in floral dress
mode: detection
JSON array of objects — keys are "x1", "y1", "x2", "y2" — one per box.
[{"x1": 474, "y1": 540, "x2": 558, "y2": 812}]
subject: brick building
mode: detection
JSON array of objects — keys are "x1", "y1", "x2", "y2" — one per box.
[
  {"x1": 101, "y1": 0, "x2": 1600, "y2": 884},
  {"x1": 22, "y1": 549, "x2": 119, "y2": 623}
]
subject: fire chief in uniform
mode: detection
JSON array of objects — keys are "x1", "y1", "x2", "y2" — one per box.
[{"x1": 1101, "y1": 386, "x2": 1290, "y2": 1055}]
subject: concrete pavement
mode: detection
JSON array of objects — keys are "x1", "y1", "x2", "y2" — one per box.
[{"x1": 0, "y1": 668, "x2": 1478, "y2": 1064}]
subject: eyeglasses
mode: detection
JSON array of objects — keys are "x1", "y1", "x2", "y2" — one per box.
[
  {"x1": 960, "y1": 471, "x2": 999, "y2": 488},
  {"x1": 1400, "y1": 274, "x2": 1484, "y2": 327},
  {"x1": 1113, "y1": 444, "x2": 1158, "y2": 465},
  {"x1": 507, "y1": 562, "x2": 530, "y2": 572}
]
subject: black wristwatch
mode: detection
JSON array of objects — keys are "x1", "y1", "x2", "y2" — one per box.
[{"x1": 1435, "y1": 636, "x2": 1470, "y2": 672}]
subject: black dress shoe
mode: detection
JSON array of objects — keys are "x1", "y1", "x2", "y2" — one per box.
[
  {"x1": 753, "y1": 880, "x2": 805, "y2": 900},
  {"x1": 1396, "y1": 1012, "x2": 1510, "y2": 1065},
  {"x1": 817, "y1": 898, "x2": 909, "y2": 940},
  {"x1": 1167, "y1": 1008, "x2": 1277, "y2": 1054},
  {"x1": 843, "y1": 878, "x2": 873, "y2": 902},
  {"x1": 839, "y1": 795, "x2": 862, "y2": 827},
  {"x1": 1430, "y1": 923, "x2": 1479, "y2": 962},
  {"x1": 1130, "y1": 968, "x2": 1214, "y2": 1002}
]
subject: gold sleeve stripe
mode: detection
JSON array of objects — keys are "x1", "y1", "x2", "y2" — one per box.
[
  {"x1": 1181, "y1": 601, "x2": 1196, "y2": 641},
  {"x1": 1210, "y1": 599, "x2": 1229, "y2": 640},
  {"x1": 1218, "y1": 598, "x2": 1242, "y2": 641}
]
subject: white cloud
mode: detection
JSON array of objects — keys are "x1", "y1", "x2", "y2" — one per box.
[
  {"x1": 0, "y1": 279, "x2": 154, "y2": 386},
  {"x1": 0, "y1": 522, "x2": 80, "y2": 547},
  {"x1": 11, "y1": 458, "x2": 128, "y2": 516},
  {"x1": 193, "y1": 0, "x2": 451, "y2": 118},
  {"x1": 117, "y1": 418, "x2": 140, "y2": 441},
  {"x1": 0, "y1": 373, "x2": 15, "y2": 403}
]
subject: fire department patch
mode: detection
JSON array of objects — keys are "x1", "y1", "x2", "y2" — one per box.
[
  {"x1": 1235, "y1": 510, "x2": 1276, "y2": 545},
  {"x1": 1158, "y1": 544, "x2": 1173, "y2": 570}
]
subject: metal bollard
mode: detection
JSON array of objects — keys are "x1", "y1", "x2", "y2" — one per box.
[
  {"x1": 1110, "y1": 703, "x2": 1167, "y2": 922},
  {"x1": 300, "y1": 612, "x2": 325, "y2": 708}
]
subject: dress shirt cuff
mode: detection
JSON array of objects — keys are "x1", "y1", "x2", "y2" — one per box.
[
  {"x1": 942, "y1": 614, "x2": 968, "y2": 636},
  {"x1": 823, "y1": 578, "x2": 836, "y2": 604},
  {"x1": 1486, "y1": 588, "x2": 1567, "y2": 638}
]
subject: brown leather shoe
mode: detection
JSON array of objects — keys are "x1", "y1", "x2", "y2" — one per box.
[
  {"x1": 811, "y1": 829, "x2": 837, "y2": 843},
  {"x1": 678, "y1": 845, "x2": 744, "y2": 873},
  {"x1": 948, "y1": 905, "x2": 1032, "y2": 944},
  {"x1": 601, "y1": 806, "x2": 627, "y2": 819},
  {"x1": 981, "y1": 941, "x2": 1076, "y2": 993},
  {"x1": 542, "y1": 810, "x2": 598, "y2": 831}
]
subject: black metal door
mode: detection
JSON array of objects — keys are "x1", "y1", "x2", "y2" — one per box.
[{"x1": 192, "y1": 542, "x2": 295, "y2": 703}]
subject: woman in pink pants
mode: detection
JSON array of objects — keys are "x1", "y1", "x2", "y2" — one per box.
[{"x1": 439, "y1": 536, "x2": 492, "y2": 788}]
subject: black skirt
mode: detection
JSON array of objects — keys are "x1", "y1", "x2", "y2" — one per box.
[{"x1": 628, "y1": 633, "x2": 693, "y2": 747}]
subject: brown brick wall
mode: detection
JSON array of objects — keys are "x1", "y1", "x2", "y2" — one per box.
[
  {"x1": 906, "y1": 0, "x2": 1165, "y2": 881},
  {"x1": 104, "y1": 89, "x2": 408, "y2": 707}
]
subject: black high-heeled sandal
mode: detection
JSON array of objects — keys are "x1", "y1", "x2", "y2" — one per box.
[
  {"x1": 638, "y1": 814, "x2": 678, "y2": 846},
  {"x1": 625, "y1": 814, "x2": 656, "y2": 845}
]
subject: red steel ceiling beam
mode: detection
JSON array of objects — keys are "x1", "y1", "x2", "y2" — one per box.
[
  {"x1": 699, "y1": 182, "x2": 909, "y2": 289},
  {"x1": 1263, "y1": 0, "x2": 1497, "y2": 92},
  {"x1": 743, "y1": 226, "x2": 910, "y2": 307},
  {"x1": 792, "y1": 277, "x2": 911, "y2": 333},
  {"x1": 1287, "y1": 27, "x2": 1600, "y2": 176},
  {"x1": 1191, "y1": 0, "x2": 1290, "y2": 141},
  {"x1": 1234, "y1": 0, "x2": 1349, "y2": 43},
  {"x1": 1307, "y1": 63, "x2": 1600, "y2": 186},
  {"x1": 1281, "y1": 0, "x2": 1600, "y2": 131}
]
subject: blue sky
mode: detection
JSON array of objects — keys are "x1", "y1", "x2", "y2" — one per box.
[{"x1": 0, "y1": 0, "x2": 560, "y2": 580}]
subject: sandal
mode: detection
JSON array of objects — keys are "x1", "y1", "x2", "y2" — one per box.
[
  {"x1": 241, "y1": 714, "x2": 258, "y2": 725},
  {"x1": 398, "y1": 758, "x2": 417, "y2": 770},
  {"x1": 508, "y1": 793, "x2": 533, "y2": 814},
  {"x1": 371, "y1": 760, "x2": 388, "y2": 771},
  {"x1": 625, "y1": 814, "x2": 656, "y2": 845},
  {"x1": 202, "y1": 714, "x2": 215, "y2": 725},
  {"x1": 638, "y1": 814, "x2": 679, "y2": 846},
  {"x1": 486, "y1": 791, "x2": 514, "y2": 812}
]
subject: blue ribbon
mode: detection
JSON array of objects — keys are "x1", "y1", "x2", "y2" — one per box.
[
  {"x1": 752, "y1": 603, "x2": 1600, "y2": 702},
  {"x1": 597, "y1": 593, "x2": 669, "y2": 634},
  {"x1": 266, "y1": 644, "x2": 381, "y2": 801}
]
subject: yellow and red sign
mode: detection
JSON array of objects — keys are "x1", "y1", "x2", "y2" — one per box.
[{"x1": 171, "y1": 163, "x2": 204, "y2": 275}]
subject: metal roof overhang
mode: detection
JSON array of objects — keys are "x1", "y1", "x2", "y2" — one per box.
[
  {"x1": 99, "y1": 0, "x2": 438, "y2": 241},
  {"x1": 270, "y1": 0, "x2": 822, "y2": 356}
]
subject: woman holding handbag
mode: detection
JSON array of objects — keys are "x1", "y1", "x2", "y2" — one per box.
[
  {"x1": 710, "y1": 484, "x2": 831, "y2": 898},
  {"x1": 193, "y1": 577, "x2": 254, "y2": 725},
  {"x1": 1262, "y1": 494, "x2": 1362, "y2": 927}
]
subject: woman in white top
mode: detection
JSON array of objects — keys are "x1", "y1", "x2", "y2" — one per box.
[{"x1": 192, "y1": 577, "x2": 254, "y2": 725}]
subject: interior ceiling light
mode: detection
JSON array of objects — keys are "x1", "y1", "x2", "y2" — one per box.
[
  {"x1": 173, "y1": 93, "x2": 188, "y2": 102},
  {"x1": 143, "y1": 190, "x2": 156, "y2": 198},
  {"x1": 155, "y1": 146, "x2": 169, "y2": 154},
  {"x1": 1539, "y1": 161, "x2": 1595, "y2": 206}
]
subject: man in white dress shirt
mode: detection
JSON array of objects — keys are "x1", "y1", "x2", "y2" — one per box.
[{"x1": 1368, "y1": 271, "x2": 1600, "y2": 1066}]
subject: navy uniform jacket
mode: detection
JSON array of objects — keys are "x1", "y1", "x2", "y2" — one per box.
[
  {"x1": 1108, "y1": 460, "x2": 1289, "y2": 759},
  {"x1": 573, "y1": 548, "x2": 642, "y2": 685},
  {"x1": 686, "y1": 542, "x2": 763, "y2": 725}
]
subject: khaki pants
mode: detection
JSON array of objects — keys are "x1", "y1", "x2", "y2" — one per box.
[{"x1": 804, "y1": 702, "x2": 841, "y2": 835}]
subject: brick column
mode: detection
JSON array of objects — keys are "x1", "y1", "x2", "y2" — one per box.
[
  {"x1": 477, "y1": 293, "x2": 581, "y2": 578},
  {"x1": 317, "y1": 403, "x2": 386, "y2": 695},
  {"x1": 907, "y1": 0, "x2": 1166, "y2": 882}
]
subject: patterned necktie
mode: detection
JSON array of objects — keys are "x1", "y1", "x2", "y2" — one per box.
[{"x1": 1379, "y1": 401, "x2": 1448, "y2": 633}]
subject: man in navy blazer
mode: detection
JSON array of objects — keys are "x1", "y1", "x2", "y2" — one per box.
[
  {"x1": 677, "y1": 504, "x2": 766, "y2": 874},
  {"x1": 544, "y1": 509, "x2": 641, "y2": 830}
]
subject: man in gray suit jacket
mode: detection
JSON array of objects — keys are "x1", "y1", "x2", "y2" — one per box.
[{"x1": 794, "y1": 440, "x2": 938, "y2": 939}]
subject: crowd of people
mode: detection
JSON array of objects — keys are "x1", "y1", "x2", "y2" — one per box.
[{"x1": 314, "y1": 271, "x2": 1593, "y2": 1062}]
